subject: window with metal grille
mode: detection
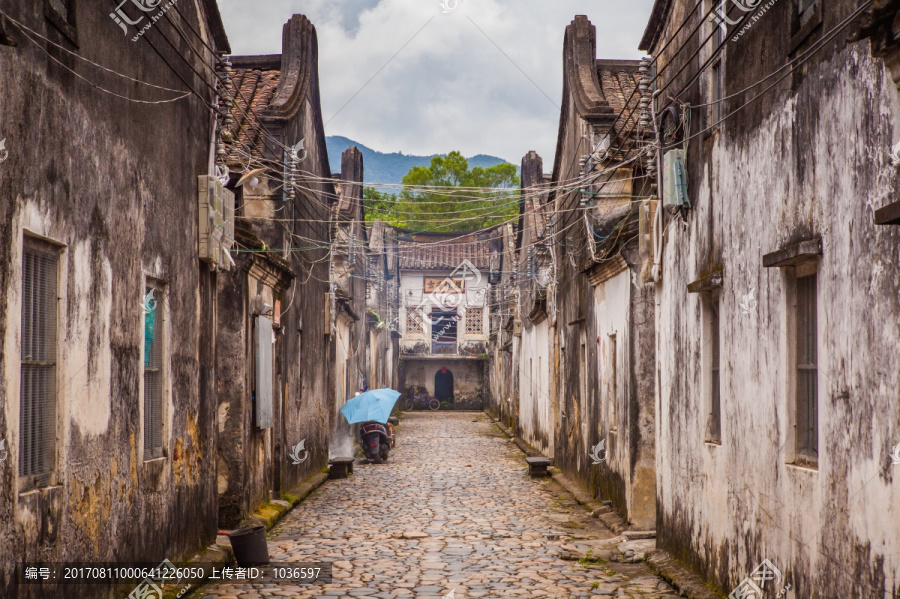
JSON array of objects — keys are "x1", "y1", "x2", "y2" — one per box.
[
  {"x1": 707, "y1": 296, "x2": 722, "y2": 443},
  {"x1": 608, "y1": 334, "x2": 617, "y2": 430},
  {"x1": 795, "y1": 272, "x2": 818, "y2": 463},
  {"x1": 465, "y1": 307, "x2": 484, "y2": 335},
  {"x1": 19, "y1": 238, "x2": 59, "y2": 487},
  {"x1": 406, "y1": 306, "x2": 424, "y2": 335},
  {"x1": 706, "y1": 0, "x2": 726, "y2": 127},
  {"x1": 143, "y1": 282, "x2": 164, "y2": 459}
]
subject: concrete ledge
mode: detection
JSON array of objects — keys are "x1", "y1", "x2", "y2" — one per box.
[
  {"x1": 762, "y1": 238, "x2": 822, "y2": 268},
  {"x1": 159, "y1": 543, "x2": 232, "y2": 599},
  {"x1": 547, "y1": 467, "x2": 627, "y2": 536},
  {"x1": 175, "y1": 471, "x2": 329, "y2": 598},
  {"x1": 239, "y1": 472, "x2": 329, "y2": 530},
  {"x1": 646, "y1": 550, "x2": 725, "y2": 599},
  {"x1": 875, "y1": 199, "x2": 900, "y2": 225}
]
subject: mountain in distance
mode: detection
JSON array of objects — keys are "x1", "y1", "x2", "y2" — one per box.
[{"x1": 326, "y1": 135, "x2": 514, "y2": 192}]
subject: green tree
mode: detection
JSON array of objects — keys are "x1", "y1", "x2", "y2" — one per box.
[{"x1": 364, "y1": 152, "x2": 519, "y2": 233}]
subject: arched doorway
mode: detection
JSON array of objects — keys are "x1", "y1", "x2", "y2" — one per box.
[{"x1": 434, "y1": 367, "x2": 454, "y2": 404}]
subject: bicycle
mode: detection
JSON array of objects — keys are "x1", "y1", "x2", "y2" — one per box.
[{"x1": 404, "y1": 394, "x2": 440, "y2": 411}]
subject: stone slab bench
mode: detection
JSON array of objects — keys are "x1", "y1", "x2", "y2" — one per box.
[
  {"x1": 525, "y1": 456, "x2": 551, "y2": 477},
  {"x1": 328, "y1": 458, "x2": 354, "y2": 480}
]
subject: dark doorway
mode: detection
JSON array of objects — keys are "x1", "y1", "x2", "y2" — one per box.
[{"x1": 434, "y1": 367, "x2": 454, "y2": 404}]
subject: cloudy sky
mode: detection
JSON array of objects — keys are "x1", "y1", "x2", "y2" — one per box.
[{"x1": 217, "y1": 0, "x2": 655, "y2": 170}]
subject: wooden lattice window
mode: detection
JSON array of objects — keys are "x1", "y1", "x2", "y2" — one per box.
[
  {"x1": 19, "y1": 237, "x2": 59, "y2": 488},
  {"x1": 406, "y1": 306, "x2": 424, "y2": 335},
  {"x1": 465, "y1": 307, "x2": 484, "y2": 335}
]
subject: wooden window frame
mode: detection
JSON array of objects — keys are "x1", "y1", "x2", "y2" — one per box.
[
  {"x1": 45, "y1": 0, "x2": 78, "y2": 46},
  {"x1": 18, "y1": 236, "x2": 64, "y2": 492},
  {"x1": 790, "y1": 0, "x2": 822, "y2": 53},
  {"x1": 141, "y1": 278, "x2": 167, "y2": 461},
  {"x1": 705, "y1": 0, "x2": 726, "y2": 131},
  {"x1": 405, "y1": 306, "x2": 425, "y2": 337},
  {"x1": 465, "y1": 307, "x2": 484, "y2": 336}
]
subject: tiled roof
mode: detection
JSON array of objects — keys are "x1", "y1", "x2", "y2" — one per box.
[
  {"x1": 397, "y1": 232, "x2": 493, "y2": 271},
  {"x1": 596, "y1": 60, "x2": 642, "y2": 136},
  {"x1": 224, "y1": 56, "x2": 281, "y2": 164}
]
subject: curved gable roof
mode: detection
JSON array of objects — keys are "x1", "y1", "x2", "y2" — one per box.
[
  {"x1": 550, "y1": 16, "x2": 641, "y2": 187},
  {"x1": 224, "y1": 15, "x2": 331, "y2": 182}
]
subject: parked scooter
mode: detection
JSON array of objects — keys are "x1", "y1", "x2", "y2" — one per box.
[{"x1": 360, "y1": 421, "x2": 396, "y2": 464}]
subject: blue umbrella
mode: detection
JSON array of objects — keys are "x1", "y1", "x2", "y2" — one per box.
[{"x1": 340, "y1": 388, "x2": 401, "y2": 425}]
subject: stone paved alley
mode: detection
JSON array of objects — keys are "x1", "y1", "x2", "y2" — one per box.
[{"x1": 199, "y1": 413, "x2": 678, "y2": 599}]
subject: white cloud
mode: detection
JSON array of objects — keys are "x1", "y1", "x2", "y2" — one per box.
[{"x1": 218, "y1": 0, "x2": 654, "y2": 174}]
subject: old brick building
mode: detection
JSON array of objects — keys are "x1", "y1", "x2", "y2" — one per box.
[
  {"x1": 398, "y1": 231, "x2": 496, "y2": 410},
  {"x1": 0, "y1": 1, "x2": 229, "y2": 596},
  {"x1": 216, "y1": 15, "x2": 336, "y2": 527}
]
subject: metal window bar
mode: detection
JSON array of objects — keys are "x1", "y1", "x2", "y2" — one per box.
[
  {"x1": 144, "y1": 285, "x2": 164, "y2": 459},
  {"x1": 796, "y1": 273, "x2": 818, "y2": 458},
  {"x1": 709, "y1": 299, "x2": 722, "y2": 443},
  {"x1": 19, "y1": 241, "x2": 59, "y2": 484}
]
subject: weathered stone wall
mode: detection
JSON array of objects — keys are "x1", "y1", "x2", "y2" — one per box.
[
  {"x1": 215, "y1": 15, "x2": 334, "y2": 527},
  {"x1": 528, "y1": 17, "x2": 657, "y2": 531},
  {"x1": 518, "y1": 318, "x2": 554, "y2": 456},
  {"x1": 400, "y1": 358, "x2": 486, "y2": 410},
  {"x1": 487, "y1": 224, "x2": 518, "y2": 426},
  {"x1": 0, "y1": 1, "x2": 227, "y2": 595},
  {"x1": 648, "y1": 1, "x2": 900, "y2": 594}
]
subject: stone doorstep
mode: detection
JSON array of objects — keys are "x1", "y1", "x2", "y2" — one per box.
[{"x1": 168, "y1": 471, "x2": 329, "y2": 599}]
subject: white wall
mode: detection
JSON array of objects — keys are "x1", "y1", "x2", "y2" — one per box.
[
  {"x1": 399, "y1": 270, "x2": 490, "y2": 348},
  {"x1": 518, "y1": 319, "x2": 553, "y2": 457},
  {"x1": 655, "y1": 43, "x2": 900, "y2": 593}
]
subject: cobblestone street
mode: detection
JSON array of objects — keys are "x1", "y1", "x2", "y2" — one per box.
[{"x1": 199, "y1": 413, "x2": 678, "y2": 599}]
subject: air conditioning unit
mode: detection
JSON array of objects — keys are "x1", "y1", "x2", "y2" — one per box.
[
  {"x1": 662, "y1": 150, "x2": 690, "y2": 212},
  {"x1": 198, "y1": 175, "x2": 235, "y2": 269}
]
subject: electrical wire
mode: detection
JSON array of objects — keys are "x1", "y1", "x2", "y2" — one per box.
[{"x1": 0, "y1": 10, "x2": 192, "y2": 104}]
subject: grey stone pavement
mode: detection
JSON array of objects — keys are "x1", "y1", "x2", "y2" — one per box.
[{"x1": 198, "y1": 412, "x2": 679, "y2": 598}]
